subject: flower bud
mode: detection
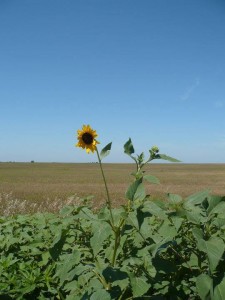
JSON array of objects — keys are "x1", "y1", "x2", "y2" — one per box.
[{"x1": 151, "y1": 146, "x2": 159, "y2": 153}]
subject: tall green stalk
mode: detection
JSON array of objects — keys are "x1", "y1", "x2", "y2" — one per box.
[{"x1": 96, "y1": 148, "x2": 114, "y2": 226}]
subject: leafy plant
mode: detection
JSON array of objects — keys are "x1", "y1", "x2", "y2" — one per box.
[{"x1": 1, "y1": 125, "x2": 225, "y2": 299}]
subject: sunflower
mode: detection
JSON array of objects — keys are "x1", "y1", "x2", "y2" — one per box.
[{"x1": 76, "y1": 125, "x2": 99, "y2": 153}]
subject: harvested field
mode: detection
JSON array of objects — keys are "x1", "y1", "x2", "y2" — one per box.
[{"x1": 0, "y1": 162, "x2": 225, "y2": 215}]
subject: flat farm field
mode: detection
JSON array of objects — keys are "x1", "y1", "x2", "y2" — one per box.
[{"x1": 1, "y1": 162, "x2": 225, "y2": 215}]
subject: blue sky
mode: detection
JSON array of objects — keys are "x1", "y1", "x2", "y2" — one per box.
[{"x1": 1, "y1": 0, "x2": 225, "y2": 163}]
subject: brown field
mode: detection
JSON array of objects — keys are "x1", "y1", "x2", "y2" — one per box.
[{"x1": 0, "y1": 162, "x2": 225, "y2": 215}]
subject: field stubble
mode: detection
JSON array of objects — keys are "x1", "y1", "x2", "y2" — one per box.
[{"x1": 0, "y1": 162, "x2": 225, "y2": 215}]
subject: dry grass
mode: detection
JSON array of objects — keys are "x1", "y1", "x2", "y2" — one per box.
[{"x1": 1, "y1": 162, "x2": 225, "y2": 215}]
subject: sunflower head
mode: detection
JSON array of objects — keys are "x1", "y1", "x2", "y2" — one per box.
[{"x1": 76, "y1": 125, "x2": 99, "y2": 153}]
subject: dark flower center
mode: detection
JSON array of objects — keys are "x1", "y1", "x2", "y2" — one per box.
[{"x1": 82, "y1": 132, "x2": 94, "y2": 145}]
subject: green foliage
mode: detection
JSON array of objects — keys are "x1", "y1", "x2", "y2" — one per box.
[
  {"x1": 100, "y1": 142, "x2": 112, "y2": 161},
  {"x1": 125, "y1": 179, "x2": 143, "y2": 201},
  {"x1": 124, "y1": 138, "x2": 180, "y2": 203},
  {"x1": 124, "y1": 138, "x2": 135, "y2": 157},
  {"x1": 155, "y1": 153, "x2": 181, "y2": 162},
  {"x1": 1, "y1": 190, "x2": 225, "y2": 299},
  {"x1": 1, "y1": 135, "x2": 224, "y2": 299}
]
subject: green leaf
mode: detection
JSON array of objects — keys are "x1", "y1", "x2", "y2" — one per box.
[
  {"x1": 207, "y1": 195, "x2": 225, "y2": 214},
  {"x1": 196, "y1": 274, "x2": 212, "y2": 300},
  {"x1": 110, "y1": 206, "x2": 127, "y2": 227},
  {"x1": 212, "y1": 217, "x2": 225, "y2": 229},
  {"x1": 49, "y1": 229, "x2": 67, "y2": 261},
  {"x1": 184, "y1": 189, "x2": 210, "y2": 210},
  {"x1": 124, "y1": 138, "x2": 135, "y2": 156},
  {"x1": 125, "y1": 179, "x2": 142, "y2": 201},
  {"x1": 59, "y1": 205, "x2": 75, "y2": 216},
  {"x1": 90, "y1": 289, "x2": 111, "y2": 300},
  {"x1": 192, "y1": 227, "x2": 203, "y2": 241},
  {"x1": 102, "y1": 266, "x2": 128, "y2": 284},
  {"x1": 197, "y1": 237, "x2": 225, "y2": 273},
  {"x1": 100, "y1": 142, "x2": 112, "y2": 160},
  {"x1": 137, "y1": 152, "x2": 144, "y2": 164},
  {"x1": 128, "y1": 273, "x2": 150, "y2": 297},
  {"x1": 170, "y1": 216, "x2": 183, "y2": 231},
  {"x1": 155, "y1": 154, "x2": 181, "y2": 162},
  {"x1": 187, "y1": 252, "x2": 199, "y2": 268},
  {"x1": 67, "y1": 294, "x2": 82, "y2": 300},
  {"x1": 112, "y1": 278, "x2": 129, "y2": 290},
  {"x1": 90, "y1": 221, "x2": 112, "y2": 256},
  {"x1": 78, "y1": 272, "x2": 95, "y2": 287},
  {"x1": 134, "y1": 183, "x2": 146, "y2": 201},
  {"x1": 157, "y1": 219, "x2": 178, "y2": 240},
  {"x1": 142, "y1": 201, "x2": 167, "y2": 219},
  {"x1": 56, "y1": 250, "x2": 81, "y2": 285},
  {"x1": 21, "y1": 284, "x2": 36, "y2": 295},
  {"x1": 127, "y1": 211, "x2": 139, "y2": 229},
  {"x1": 167, "y1": 193, "x2": 183, "y2": 204},
  {"x1": 185, "y1": 208, "x2": 206, "y2": 224},
  {"x1": 97, "y1": 206, "x2": 111, "y2": 222},
  {"x1": 213, "y1": 277, "x2": 225, "y2": 300},
  {"x1": 79, "y1": 207, "x2": 98, "y2": 221},
  {"x1": 143, "y1": 174, "x2": 160, "y2": 184},
  {"x1": 209, "y1": 201, "x2": 225, "y2": 217},
  {"x1": 64, "y1": 280, "x2": 79, "y2": 292}
]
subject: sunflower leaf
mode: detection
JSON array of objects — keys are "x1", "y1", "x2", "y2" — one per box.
[
  {"x1": 154, "y1": 154, "x2": 181, "y2": 162},
  {"x1": 100, "y1": 142, "x2": 112, "y2": 160},
  {"x1": 124, "y1": 138, "x2": 135, "y2": 156},
  {"x1": 143, "y1": 174, "x2": 160, "y2": 184},
  {"x1": 126, "y1": 179, "x2": 142, "y2": 201}
]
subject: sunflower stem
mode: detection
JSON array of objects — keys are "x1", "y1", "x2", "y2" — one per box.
[{"x1": 96, "y1": 148, "x2": 114, "y2": 226}]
